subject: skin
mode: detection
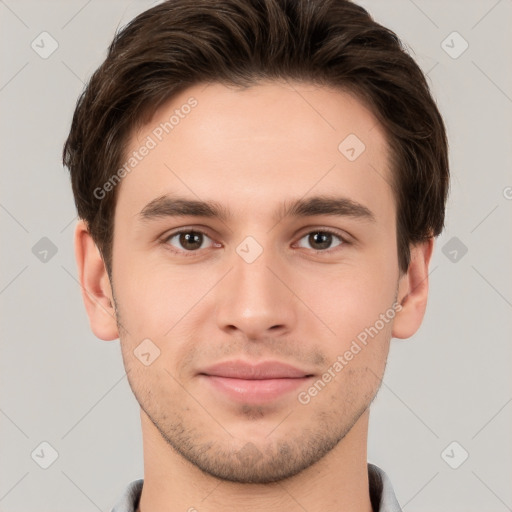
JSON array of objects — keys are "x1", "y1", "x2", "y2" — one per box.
[{"x1": 75, "y1": 81, "x2": 433, "y2": 512}]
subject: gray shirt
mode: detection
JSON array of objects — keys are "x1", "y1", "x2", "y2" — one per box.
[{"x1": 111, "y1": 462, "x2": 402, "y2": 512}]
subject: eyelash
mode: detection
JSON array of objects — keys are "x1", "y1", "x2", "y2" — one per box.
[{"x1": 161, "y1": 227, "x2": 349, "y2": 257}]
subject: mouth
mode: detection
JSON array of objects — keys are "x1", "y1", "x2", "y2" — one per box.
[{"x1": 198, "y1": 360, "x2": 315, "y2": 403}]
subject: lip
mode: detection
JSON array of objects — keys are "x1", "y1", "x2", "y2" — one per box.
[
  {"x1": 198, "y1": 360, "x2": 315, "y2": 404},
  {"x1": 199, "y1": 360, "x2": 313, "y2": 379}
]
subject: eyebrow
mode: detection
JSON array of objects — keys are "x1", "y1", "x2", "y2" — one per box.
[{"x1": 138, "y1": 194, "x2": 375, "y2": 224}]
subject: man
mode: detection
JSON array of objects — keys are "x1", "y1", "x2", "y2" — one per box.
[{"x1": 63, "y1": 0, "x2": 449, "y2": 510}]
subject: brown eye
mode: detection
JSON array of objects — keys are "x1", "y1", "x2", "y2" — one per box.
[
  {"x1": 166, "y1": 230, "x2": 212, "y2": 251},
  {"x1": 296, "y1": 231, "x2": 344, "y2": 251}
]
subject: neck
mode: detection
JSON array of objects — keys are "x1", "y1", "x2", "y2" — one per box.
[{"x1": 137, "y1": 409, "x2": 373, "y2": 512}]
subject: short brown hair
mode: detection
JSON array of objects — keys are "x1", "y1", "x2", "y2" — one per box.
[{"x1": 63, "y1": 0, "x2": 449, "y2": 275}]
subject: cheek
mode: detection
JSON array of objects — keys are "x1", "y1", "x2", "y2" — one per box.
[
  {"x1": 114, "y1": 256, "x2": 218, "y2": 340},
  {"x1": 299, "y1": 260, "x2": 399, "y2": 344}
]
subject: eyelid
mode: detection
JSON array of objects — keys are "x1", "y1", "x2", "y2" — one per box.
[{"x1": 294, "y1": 226, "x2": 351, "y2": 244}]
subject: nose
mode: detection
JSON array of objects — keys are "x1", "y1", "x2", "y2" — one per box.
[{"x1": 214, "y1": 243, "x2": 297, "y2": 340}]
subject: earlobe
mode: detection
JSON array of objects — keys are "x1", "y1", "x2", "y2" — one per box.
[
  {"x1": 392, "y1": 238, "x2": 434, "y2": 339},
  {"x1": 74, "y1": 220, "x2": 119, "y2": 341}
]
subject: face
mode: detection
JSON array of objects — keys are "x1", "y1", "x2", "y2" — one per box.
[{"x1": 98, "y1": 81, "x2": 409, "y2": 483}]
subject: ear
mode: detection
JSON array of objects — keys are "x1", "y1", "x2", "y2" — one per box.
[
  {"x1": 392, "y1": 238, "x2": 434, "y2": 339},
  {"x1": 74, "y1": 220, "x2": 119, "y2": 341}
]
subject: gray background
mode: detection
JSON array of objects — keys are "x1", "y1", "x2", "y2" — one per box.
[{"x1": 1, "y1": 0, "x2": 511, "y2": 511}]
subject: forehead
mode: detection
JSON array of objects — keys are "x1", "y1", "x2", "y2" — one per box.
[{"x1": 115, "y1": 81, "x2": 394, "y2": 223}]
